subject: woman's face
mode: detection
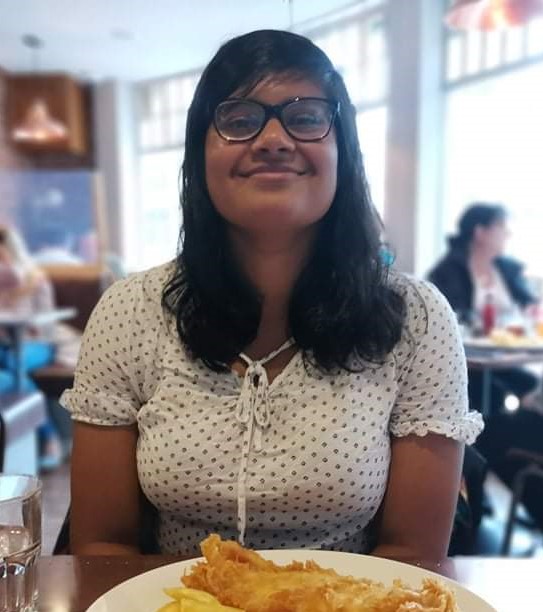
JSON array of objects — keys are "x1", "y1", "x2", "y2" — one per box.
[
  {"x1": 475, "y1": 219, "x2": 510, "y2": 257},
  {"x1": 205, "y1": 76, "x2": 338, "y2": 235}
]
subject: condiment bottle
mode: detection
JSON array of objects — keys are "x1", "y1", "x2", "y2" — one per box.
[{"x1": 482, "y1": 292, "x2": 496, "y2": 336}]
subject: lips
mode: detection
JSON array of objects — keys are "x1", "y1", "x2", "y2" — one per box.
[{"x1": 239, "y1": 165, "x2": 306, "y2": 177}]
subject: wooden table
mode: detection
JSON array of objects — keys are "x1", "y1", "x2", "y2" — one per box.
[
  {"x1": 0, "y1": 308, "x2": 76, "y2": 390},
  {"x1": 37, "y1": 555, "x2": 543, "y2": 612}
]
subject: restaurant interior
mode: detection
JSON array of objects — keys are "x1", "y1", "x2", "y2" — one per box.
[{"x1": 1, "y1": 0, "x2": 543, "y2": 608}]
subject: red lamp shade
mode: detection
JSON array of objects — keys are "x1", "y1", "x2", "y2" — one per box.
[{"x1": 446, "y1": 0, "x2": 543, "y2": 30}]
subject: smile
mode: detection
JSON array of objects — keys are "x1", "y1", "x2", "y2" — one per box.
[{"x1": 239, "y1": 166, "x2": 307, "y2": 178}]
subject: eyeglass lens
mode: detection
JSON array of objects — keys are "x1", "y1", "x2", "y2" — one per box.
[{"x1": 215, "y1": 98, "x2": 335, "y2": 142}]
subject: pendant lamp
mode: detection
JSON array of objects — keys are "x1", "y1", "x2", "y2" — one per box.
[
  {"x1": 446, "y1": 0, "x2": 543, "y2": 30},
  {"x1": 11, "y1": 35, "x2": 68, "y2": 144}
]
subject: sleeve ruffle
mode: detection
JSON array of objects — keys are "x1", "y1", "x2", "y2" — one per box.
[
  {"x1": 61, "y1": 388, "x2": 137, "y2": 427},
  {"x1": 390, "y1": 410, "x2": 484, "y2": 446}
]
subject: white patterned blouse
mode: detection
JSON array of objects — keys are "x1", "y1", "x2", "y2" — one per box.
[{"x1": 61, "y1": 262, "x2": 483, "y2": 556}]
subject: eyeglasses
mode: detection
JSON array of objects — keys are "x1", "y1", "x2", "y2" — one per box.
[{"x1": 213, "y1": 97, "x2": 340, "y2": 143}]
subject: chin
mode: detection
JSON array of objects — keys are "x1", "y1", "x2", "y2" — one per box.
[
  {"x1": 234, "y1": 210, "x2": 322, "y2": 234},
  {"x1": 239, "y1": 199, "x2": 328, "y2": 232}
]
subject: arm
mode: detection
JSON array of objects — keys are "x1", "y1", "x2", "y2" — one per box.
[
  {"x1": 61, "y1": 275, "x2": 152, "y2": 553},
  {"x1": 498, "y1": 257, "x2": 538, "y2": 308},
  {"x1": 376, "y1": 279, "x2": 483, "y2": 563},
  {"x1": 70, "y1": 421, "x2": 142, "y2": 555},
  {"x1": 373, "y1": 433, "x2": 463, "y2": 562}
]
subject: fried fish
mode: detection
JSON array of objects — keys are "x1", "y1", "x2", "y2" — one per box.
[{"x1": 181, "y1": 534, "x2": 459, "y2": 612}]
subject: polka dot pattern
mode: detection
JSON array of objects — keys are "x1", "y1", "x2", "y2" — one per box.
[{"x1": 61, "y1": 263, "x2": 483, "y2": 556}]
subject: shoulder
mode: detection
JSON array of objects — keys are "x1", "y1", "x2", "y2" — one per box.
[
  {"x1": 87, "y1": 261, "x2": 176, "y2": 335},
  {"x1": 101, "y1": 261, "x2": 175, "y2": 307},
  {"x1": 428, "y1": 249, "x2": 466, "y2": 278},
  {"x1": 390, "y1": 272, "x2": 457, "y2": 338},
  {"x1": 496, "y1": 256, "x2": 524, "y2": 277}
]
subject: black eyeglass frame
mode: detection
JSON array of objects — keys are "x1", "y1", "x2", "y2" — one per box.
[{"x1": 213, "y1": 96, "x2": 340, "y2": 143}]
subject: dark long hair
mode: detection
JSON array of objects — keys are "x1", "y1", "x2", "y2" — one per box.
[
  {"x1": 163, "y1": 29, "x2": 405, "y2": 372},
  {"x1": 449, "y1": 202, "x2": 507, "y2": 250}
]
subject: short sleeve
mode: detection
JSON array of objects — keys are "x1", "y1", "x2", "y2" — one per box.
[
  {"x1": 61, "y1": 272, "x2": 151, "y2": 426},
  {"x1": 389, "y1": 277, "x2": 484, "y2": 444}
]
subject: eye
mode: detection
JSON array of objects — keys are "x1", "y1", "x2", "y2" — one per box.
[
  {"x1": 223, "y1": 115, "x2": 261, "y2": 131},
  {"x1": 283, "y1": 100, "x2": 333, "y2": 135},
  {"x1": 287, "y1": 112, "x2": 325, "y2": 128},
  {"x1": 215, "y1": 102, "x2": 264, "y2": 138}
]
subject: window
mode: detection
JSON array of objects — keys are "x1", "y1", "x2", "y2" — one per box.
[
  {"x1": 442, "y1": 1, "x2": 543, "y2": 277},
  {"x1": 308, "y1": 9, "x2": 389, "y2": 213},
  {"x1": 356, "y1": 107, "x2": 387, "y2": 214},
  {"x1": 133, "y1": 72, "x2": 199, "y2": 270},
  {"x1": 138, "y1": 149, "x2": 183, "y2": 268},
  {"x1": 443, "y1": 61, "x2": 543, "y2": 277},
  {"x1": 311, "y1": 12, "x2": 388, "y2": 106},
  {"x1": 444, "y1": 4, "x2": 543, "y2": 85},
  {"x1": 138, "y1": 74, "x2": 198, "y2": 151}
]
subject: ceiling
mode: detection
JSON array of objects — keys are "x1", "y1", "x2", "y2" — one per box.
[{"x1": 0, "y1": 0, "x2": 357, "y2": 82}]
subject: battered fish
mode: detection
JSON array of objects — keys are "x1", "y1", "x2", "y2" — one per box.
[{"x1": 181, "y1": 534, "x2": 459, "y2": 612}]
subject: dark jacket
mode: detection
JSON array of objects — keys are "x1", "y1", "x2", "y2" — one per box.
[{"x1": 428, "y1": 240, "x2": 537, "y2": 323}]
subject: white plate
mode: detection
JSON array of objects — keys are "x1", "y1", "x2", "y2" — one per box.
[
  {"x1": 464, "y1": 337, "x2": 543, "y2": 352},
  {"x1": 86, "y1": 550, "x2": 496, "y2": 612}
]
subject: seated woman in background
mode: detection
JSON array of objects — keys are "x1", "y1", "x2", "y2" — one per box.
[
  {"x1": 428, "y1": 203, "x2": 540, "y2": 416},
  {"x1": 0, "y1": 226, "x2": 56, "y2": 386},
  {"x1": 0, "y1": 225, "x2": 65, "y2": 468},
  {"x1": 428, "y1": 203, "x2": 543, "y2": 528},
  {"x1": 63, "y1": 29, "x2": 482, "y2": 561}
]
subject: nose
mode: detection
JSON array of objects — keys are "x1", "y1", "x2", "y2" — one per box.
[{"x1": 251, "y1": 117, "x2": 295, "y2": 155}]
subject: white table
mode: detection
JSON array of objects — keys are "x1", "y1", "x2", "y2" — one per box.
[{"x1": 464, "y1": 342, "x2": 543, "y2": 418}]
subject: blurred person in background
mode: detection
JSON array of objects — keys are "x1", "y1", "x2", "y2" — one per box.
[
  {"x1": 429, "y1": 203, "x2": 543, "y2": 529},
  {"x1": 0, "y1": 225, "x2": 66, "y2": 469},
  {"x1": 428, "y1": 202, "x2": 540, "y2": 416}
]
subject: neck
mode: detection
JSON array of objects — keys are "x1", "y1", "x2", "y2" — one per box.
[
  {"x1": 229, "y1": 226, "x2": 316, "y2": 349},
  {"x1": 469, "y1": 245, "x2": 496, "y2": 268},
  {"x1": 469, "y1": 246, "x2": 497, "y2": 280},
  {"x1": 230, "y1": 227, "x2": 315, "y2": 302}
]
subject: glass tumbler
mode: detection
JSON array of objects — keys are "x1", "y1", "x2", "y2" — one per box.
[{"x1": 0, "y1": 475, "x2": 42, "y2": 612}]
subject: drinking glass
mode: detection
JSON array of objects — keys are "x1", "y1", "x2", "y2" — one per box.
[{"x1": 0, "y1": 476, "x2": 42, "y2": 612}]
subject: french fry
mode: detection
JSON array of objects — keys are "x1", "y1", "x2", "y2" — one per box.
[
  {"x1": 160, "y1": 587, "x2": 243, "y2": 611},
  {"x1": 156, "y1": 602, "x2": 179, "y2": 612}
]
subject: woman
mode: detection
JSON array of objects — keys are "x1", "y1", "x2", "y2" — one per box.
[
  {"x1": 430, "y1": 204, "x2": 543, "y2": 529},
  {"x1": 428, "y1": 203, "x2": 536, "y2": 327},
  {"x1": 0, "y1": 225, "x2": 64, "y2": 467},
  {"x1": 428, "y1": 203, "x2": 539, "y2": 415},
  {"x1": 0, "y1": 225, "x2": 56, "y2": 389},
  {"x1": 63, "y1": 30, "x2": 482, "y2": 560}
]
